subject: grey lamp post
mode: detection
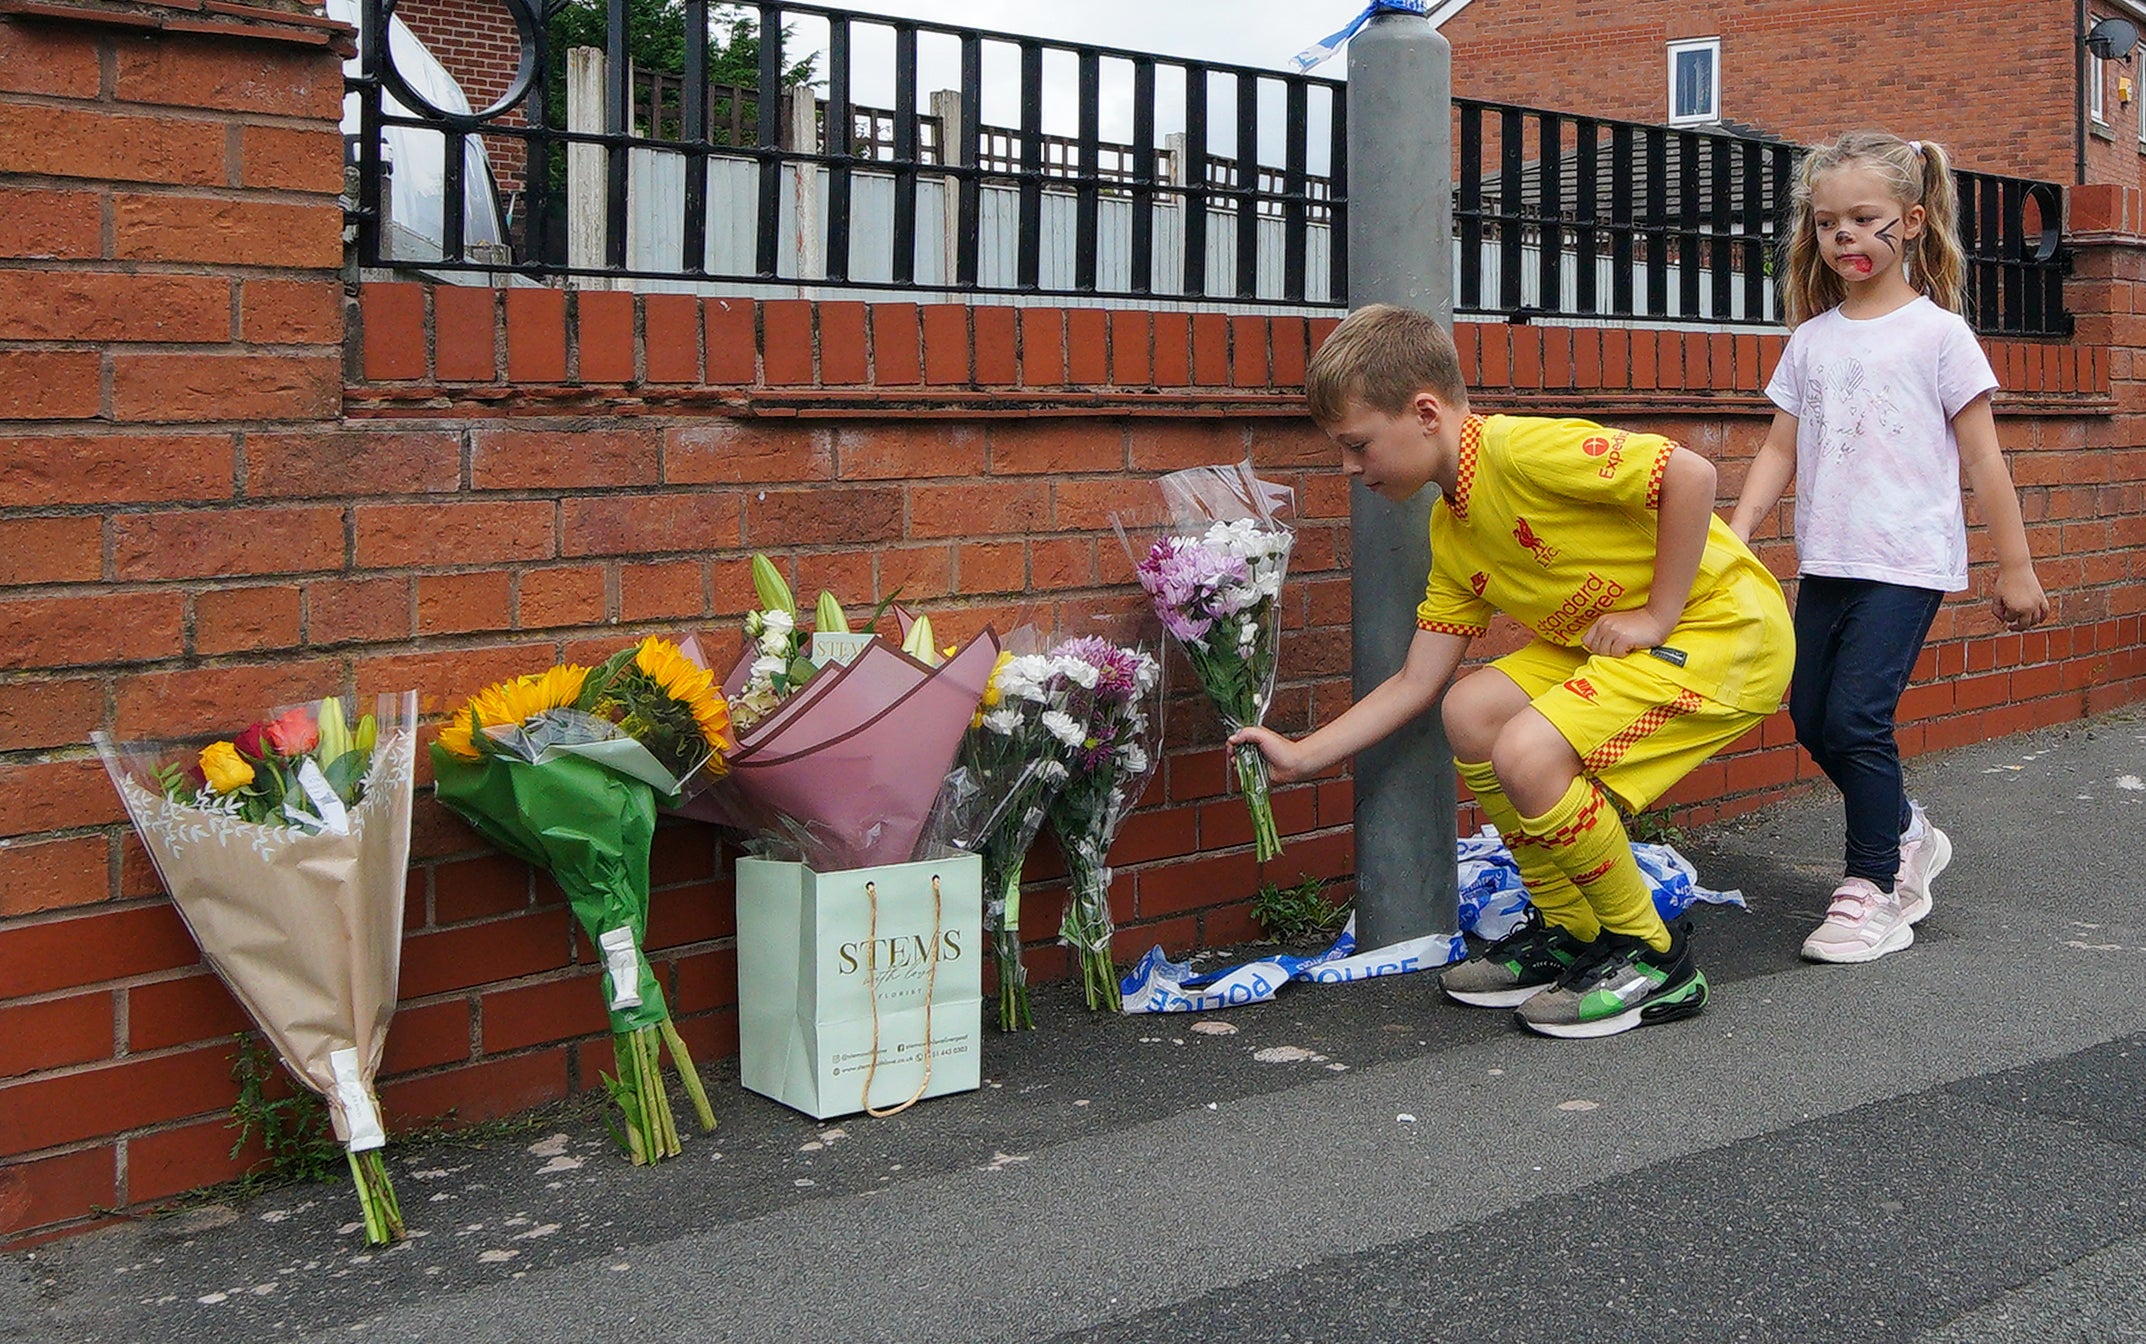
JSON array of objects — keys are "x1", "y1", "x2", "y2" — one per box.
[{"x1": 1343, "y1": 7, "x2": 1460, "y2": 947}]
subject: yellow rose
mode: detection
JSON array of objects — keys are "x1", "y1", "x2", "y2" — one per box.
[{"x1": 199, "y1": 741, "x2": 254, "y2": 794}]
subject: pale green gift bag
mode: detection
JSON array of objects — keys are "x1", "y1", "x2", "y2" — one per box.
[{"x1": 736, "y1": 854, "x2": 983, "y2": 1119}]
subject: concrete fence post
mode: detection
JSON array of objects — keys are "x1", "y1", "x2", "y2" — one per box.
[
  {"x1": 1344, "y1": 11, "x2": 1460, "y2": 946},
  {"x1": 566, "y1": 46, "x2": 610, "y2": 288}
]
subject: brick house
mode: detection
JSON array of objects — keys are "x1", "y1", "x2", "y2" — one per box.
[{"x1": 1436, "y1": 0, "x2": 2146, "y2": 187}]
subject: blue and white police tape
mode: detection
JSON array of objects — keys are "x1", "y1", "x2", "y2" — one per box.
[
  {"x1": 1118, "y1": 916, "x2": 1458, "y2": 1014},
  {"x1": 1289, "y1": 0, "x2": 1431, "y2": 73},
  {"x1": 1119, "y1": 827, "x2": 1745, "y2": 1013}
]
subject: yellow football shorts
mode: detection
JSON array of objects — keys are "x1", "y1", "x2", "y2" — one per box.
[{"x1": 1488, "y1": 639, "x2": 1768, "y2": 814}]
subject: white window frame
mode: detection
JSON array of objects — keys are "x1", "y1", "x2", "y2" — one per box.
[
  {"x1": 2091, "y1": 53, "x2": 2109, "y2": 125},
  {"x1": 1667, "y1": 38, "x2": 1721, "y2": 126}
]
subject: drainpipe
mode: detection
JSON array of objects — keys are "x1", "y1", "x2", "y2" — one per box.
[{"x1": 2079, "y1": 0, "x2": 2090, "y2": 184}]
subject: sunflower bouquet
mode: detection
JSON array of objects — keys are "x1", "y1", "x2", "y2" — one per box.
[{"x1": 430, "y1": 637, "x2": 732, "y2": 1164}]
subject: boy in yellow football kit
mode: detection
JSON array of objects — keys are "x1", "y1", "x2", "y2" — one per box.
[{"x1": 1233, "y1": 305, "x2": 1792, "y2": 1038}]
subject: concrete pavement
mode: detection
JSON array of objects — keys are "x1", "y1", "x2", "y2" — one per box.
[{"x1": 4, "y1": 707, "x2": 2143, "y2": 1343}]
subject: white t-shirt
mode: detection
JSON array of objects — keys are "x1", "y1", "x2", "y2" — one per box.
[{"x1": 1764, "y1": 296, "x2": 1998, "y2": 592}]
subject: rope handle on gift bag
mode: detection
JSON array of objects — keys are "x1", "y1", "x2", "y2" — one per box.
[{"x1": 862, "y1": 875, "x2": 943, "y2": 1119}]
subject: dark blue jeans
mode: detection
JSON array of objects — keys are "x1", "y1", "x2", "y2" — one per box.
[{"x1": 1789, "y1": 575, "x2": 1945, "y2": 890}]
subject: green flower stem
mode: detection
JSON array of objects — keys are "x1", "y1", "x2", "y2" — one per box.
[
  {"x1": 1233, "y1": 741, "x2": 1282, "y2": 862},
  {"x1": 1172, "y1": 602, "x2": 1285, "y2": 863},
  {"x1": 610, "y1": 1025, "x2": 685, "y2": 1165},
  {"x1": 1058, "y1": 848, "x2": 1120, "y2": 1013},
  {"x1": 986, "y1": 860, "x2": 1033, "y2": 1030},
  {"x1": 347, "y1": 1147, "x2": 404, "y2": 1245},
  {"x1": 658, "y1": 1018, "x2": 716, "y2": 1133}
]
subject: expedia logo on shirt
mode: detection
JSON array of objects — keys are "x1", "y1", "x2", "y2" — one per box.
[
  {"x1": 1581, "y1": 431, "x2": 1627, "y2": 479},
  {"x1": 1512, "y1": 516, "x2": 1560, "y2": 567}
]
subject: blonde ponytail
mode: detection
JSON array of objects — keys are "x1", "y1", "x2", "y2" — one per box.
[{"x1": 1911, "y1": 139, "x2": 1966, "y2": 315}]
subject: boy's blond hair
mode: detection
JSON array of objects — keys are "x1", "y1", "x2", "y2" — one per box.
[{"x1": 1304, "y1": 303, "x2": 1468, "y2": 423}]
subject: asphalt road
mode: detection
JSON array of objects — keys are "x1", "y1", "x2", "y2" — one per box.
[{"x1": 5, "y1": 708, "x2": 2143, "y2": 1344}]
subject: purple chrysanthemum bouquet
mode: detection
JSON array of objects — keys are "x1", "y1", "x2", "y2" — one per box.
[
  {"x1": 1129, "y1": 464, "x2": 1294, "y2": 862},
  {"x1": 1041, "y1": 634, "x2": 1163, "y2": 1012}
]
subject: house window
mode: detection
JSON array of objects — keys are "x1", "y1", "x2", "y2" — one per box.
[
  {"x1": 2091, "y1": 54, "x2": 2108, "y2": 125},
  {"x1": 1668, "y1": 38, "x2": 1720, "y2": 125}
]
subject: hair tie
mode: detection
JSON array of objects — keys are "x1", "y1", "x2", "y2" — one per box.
[{"x1": 1908, "y1": 139, "x2": 1925, "y2": 155}]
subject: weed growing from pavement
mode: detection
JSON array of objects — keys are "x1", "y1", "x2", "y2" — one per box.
[
  {"x1": 160, "y1": 1043, "x2": 614, "y2": 1218},
  {"x1": 1620, "y1": 805, "x2": 1687, "y2": 848},
  {"x1": 1251, "y1": 874, "x2": 1351, "y2": 944},
  {"x1": 226, "y1": 1033, "x2": 342, "y2": 1190}
]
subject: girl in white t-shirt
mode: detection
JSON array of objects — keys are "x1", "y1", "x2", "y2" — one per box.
[{"x1": 1730, "y1": 130, "x2": 2049, "y2": 965}]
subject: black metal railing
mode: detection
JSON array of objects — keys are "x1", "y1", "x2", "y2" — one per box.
[
  {"x1": 348, "y1": 0, "x2": 2070, "y2": 334},
  {"x1": 352, "y1": 0, "x2": 1344, "y2": 305},
  {"x1": 1453, "y1": 100, "x2": 2070, "y2": 337}
]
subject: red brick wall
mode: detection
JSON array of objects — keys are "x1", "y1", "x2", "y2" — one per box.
[
  {"x1": 0, "y1": 3, "x2": 355, "y2": 1242},
  {"x1": 1443, "y1": 0, "x2": 2090, "y2": 183},
  {"x1": 3, "y1": 6, "x2": 2143, "y2": 1247}
]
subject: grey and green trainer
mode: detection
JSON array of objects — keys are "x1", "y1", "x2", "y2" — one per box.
[
  {"x1": 1440, "y1": 908, "x2": 1591, "y2": 1008},
  {"x1": 1516, "y1": 920, "x2": 1708, "y2": 1039}
]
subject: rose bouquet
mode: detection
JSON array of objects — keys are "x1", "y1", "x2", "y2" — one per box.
[
  {"x1": 429, "y1": 637, "x2": 731, "y2": 1165},
  {"x1": 1127, "y1": 462, "x2": 1295, "y2": 861},
  {"x1": 925, "y1": 635, "x2": 1065, "y2": 1030},
  {"x1": 1041, "y1": 634, "x2": 1163, "y2": 1012},
  {"x1": 95, "y1": 692, "x2": 418, "y2": 1244}
]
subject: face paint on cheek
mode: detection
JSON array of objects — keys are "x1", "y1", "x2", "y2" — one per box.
[{"x1": 1875, "y1": 217, "x2": 1902, "y2": 255}]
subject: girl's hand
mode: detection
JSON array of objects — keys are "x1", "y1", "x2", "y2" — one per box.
[
  {"x1": 1228, "y1": 726, "x2": 1314, "y2": 785},
  {"x1": 1580, "y1": 609, "x2": 1673, "y2": 659},
  {"x1": 1992, "y1": 566, "x2": 2051, "y2": 632}
]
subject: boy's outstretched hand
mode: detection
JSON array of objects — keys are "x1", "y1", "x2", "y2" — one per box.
[
  {"x1": 1992, "y1": 566, "x2": 2051, "y2": 632},
  {"x1": 1228, "y1": 726, "x2": 1315, "y2": 784}
]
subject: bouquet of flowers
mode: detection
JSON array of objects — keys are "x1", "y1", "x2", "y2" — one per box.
[
  {"x1": 95, "y1": 692, "x2": 418, "y2": 1244},
  {"x1": 1042, "y1": 633, "x2": 1163, "y2": 1012},
  {"x1": 429, "y1": 637, "x2": 731, "y2": 1165},
  {"x1": 672, "y1": 555, "x2": 1000, "y2": 872},
  {"x1": 925, "y1": 634, "x2": 1063, "y2": 1030},
  {"x1": 1127, "y1": 461, "x2": 1294, "y2": 861}
]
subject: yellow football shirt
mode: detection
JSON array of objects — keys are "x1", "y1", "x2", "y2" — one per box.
[{"x1": 1415, "y1": 414, "x2": 1791, "y2": 714}]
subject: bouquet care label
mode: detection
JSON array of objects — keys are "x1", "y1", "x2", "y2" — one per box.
[{"x1": 736, "y1": 854, "x2": 982, "y2": 1120}]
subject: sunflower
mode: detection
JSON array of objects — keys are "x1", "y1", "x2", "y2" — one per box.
[
  {"x1": 632, "y1": 636, "x2": 735, "y2": 767},
  {"x1": 435, "y1": 664, "x2": 591, "y2": 759}
]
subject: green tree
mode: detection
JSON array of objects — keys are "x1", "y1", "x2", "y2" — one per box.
[
  {"x1": 544, "y1": 0, "x2": 817, "y2": 139},
  {"x1": 528, "y1": 0, "x2": 819, "y2": 262}
]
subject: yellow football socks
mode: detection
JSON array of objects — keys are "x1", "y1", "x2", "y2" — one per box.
[
  {"x1": 1458, "y1": 757, "x2": 1601, "y2": 943},
  {"x1": 1517, "y1": 774, "x2": 1671, "y2": 952}
]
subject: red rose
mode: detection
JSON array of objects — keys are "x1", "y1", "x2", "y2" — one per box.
[
  {"x1": 233, "y1": 721, "x2": 272, "y2": 760},
  {"x1": 263, "y1": 708, "x2": 319, "y2": 756}
]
